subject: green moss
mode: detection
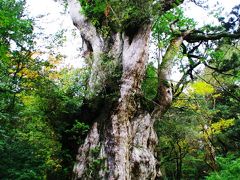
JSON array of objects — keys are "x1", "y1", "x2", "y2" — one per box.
[
  {"x1": 79, "y1": 0, "x2": 152, "y2": 36},
  {"x1": 85, "y1": 146, "x2": 107, "y2": 179}
]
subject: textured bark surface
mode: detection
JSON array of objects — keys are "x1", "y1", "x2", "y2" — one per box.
[
  {"x1": 68, "y1": 0, "x2": 181, "y2": 179},
  {"x1": 66, "y1": 1, "x2": 240, "y2": 179},
  {"x1": 71, "y1": 20, "x2": 157, "y2": 178}
]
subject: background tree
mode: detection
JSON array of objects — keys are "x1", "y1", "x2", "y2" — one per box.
[
  {"x1": 0, "y1": 1, "x2": 87, "y2": 178},
  {"x1": 0, "y1": 0, "x2": 60, "y2": 178},
  {"x1": 156, "y1": 29, "x2": 240, "y2": 179}
]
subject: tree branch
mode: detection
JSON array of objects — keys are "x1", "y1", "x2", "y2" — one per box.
[
  {"x1": 161, "y1": 0, "x2": 184, "y2": 11},
  {"x1": 203, "y1": 62, "x2": 237, "y2": 77},
  {"x1": 68, "y1": 0, "x2": 103, "y2": 51},
  {"x1": 173, "y1": 60, "x2": 201, "y2": 99},
  {"x1": 184, "y1": 31, "x2": 240, "y2": 43},
  {"x1": 211, "y1": 74, "x2": 240, "y2": 102}
]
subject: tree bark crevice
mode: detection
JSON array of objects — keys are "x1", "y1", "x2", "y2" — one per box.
[
  {"x1": 68, "y1": 0, "x2": 187, "y2": 179},
  {"x1": 71, "y1": 23, "x2": 158, "y2": 179}
]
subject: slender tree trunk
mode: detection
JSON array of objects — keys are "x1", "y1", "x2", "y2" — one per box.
[{"x1": 175, "y1": 142, "x2": 183, "y2": 180}]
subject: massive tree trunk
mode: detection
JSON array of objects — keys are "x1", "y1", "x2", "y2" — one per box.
[
  {"x1": 66, "y1": 0, "x2": 240, "y2": 178},
  {"x1": 67, "y1": 0, "x2": 184, "y2": 179}
]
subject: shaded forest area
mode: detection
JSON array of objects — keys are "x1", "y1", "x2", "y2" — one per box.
[{"x1": 0, "y1": 0, "x2": 240, "y2": 179}]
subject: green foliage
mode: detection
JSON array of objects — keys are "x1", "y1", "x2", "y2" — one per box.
[
  {"x1": 209, "y1": 44, "x2": 240, "y2": 75},
  {"x1": 156, "y1": 105, "x2": 202, "y2": 179},
  {"x1": 0, "y1": 117, "x2": 62, "y2": 179},
  {"x1": 0, "y1": 0, "x2": 33, "y2": 109},
  {"x1": 0, "y1": 135, "x2": 45, "y2": 179},
  {"x1": 206, "y1": 155, "x2": 240, "y2": 180},
  {"x1": 66, "y1": 120, "x2": 89, "y2": 134},
  {"x1": 79, "y1": 0, "x2": 153, "y2": 34},
  {"x1": 0, "y1": 0, "x2": 33, "y2": 45},
  {"x1": 190, "y1": 81, "x2": 215, "y2": 96},
  {"x1": 142, "y1": 63, "x2": 158, "y2": 100},
  {"x1": 0, "y1": 1, "x2": 57, "y2": 178},
  {"x1": 182, "y1": 153, "x2": 207, "y2": 179},
  {"x1": 152, "y1": 7, "x2": 196, "y2": 46},
  {"x1": 0, "y1": 1, "x2": 91, "y2": 178},
  {"x1": 85, "y1": 146, "x2": 107, "y2": 179},
  {"x1": 157, "y1": 65, "x2": 240, "y2": 179},
  {"x1": 65, "y1": 120, "x2": 89, "y2": 145},
  {"x1": 79, "y1": 0, "x2": 107, "y2": 28},
  {"x1": 211, "y1": 118, "x2": 235, "y2": 135},
  {"x1": 87, "y1": 53, "x2": 122, "y2": 99},
  {"x1": 0, "y1": 0, "x2": 239, "y2": 179}
]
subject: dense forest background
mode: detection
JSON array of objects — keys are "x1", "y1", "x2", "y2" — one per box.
[{"x1": 0, "y1": 0, "x2": 240, "y2": 179}]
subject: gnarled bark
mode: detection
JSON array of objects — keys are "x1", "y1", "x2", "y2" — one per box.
[
  {"x1": 68, "y1": 0, "x2": 185, "y2": 179},
  {"x1": 72, "y1": 20, "x2": 156, "y2": 179}
]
